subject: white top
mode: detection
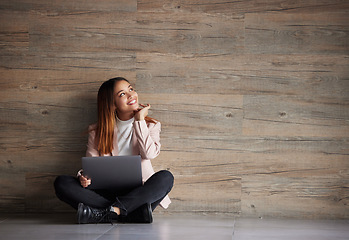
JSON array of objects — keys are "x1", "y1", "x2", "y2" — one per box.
[{"x1": 116, "y1": 116, "x2": 134, "y2": 156}]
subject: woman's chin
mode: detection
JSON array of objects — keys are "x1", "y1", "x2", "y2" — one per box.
[{"x1": 128, "y1": 105, "x2": 139, "y2": 113}]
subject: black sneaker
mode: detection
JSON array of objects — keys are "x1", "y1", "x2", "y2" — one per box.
[{"x1": 77, "y1": 203, "x2": 113, "y2": 224}]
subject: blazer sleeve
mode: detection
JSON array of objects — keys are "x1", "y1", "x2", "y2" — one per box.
[
  {"x1": 86, "y1": 125, "x2": 100, "y2": 157},
  {"x1": 133, "y1": 120, "x2": 161, "y2": 160}
]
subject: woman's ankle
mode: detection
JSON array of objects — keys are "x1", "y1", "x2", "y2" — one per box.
[{"x1": 112, "y1": 207, "x2": 121, "y2": 215}]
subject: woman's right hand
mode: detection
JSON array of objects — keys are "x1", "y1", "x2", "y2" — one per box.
[
  {"x1": 134, "y1": 104, "x2": 150, "y2": 121},
  {"x1": 79, "y1": 175, "x2": 91, "y2": 188}
]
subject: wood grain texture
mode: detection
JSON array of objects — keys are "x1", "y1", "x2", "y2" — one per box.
[
  {"x1": 241, "y1": 172, "x2": 348, "y2": 218},
  {"x1": 140, "y1": 93, "x2": 243, "y2": 137},
  {"x1": 138, "y1": 0, "x2": 349, "y2": 14},
  {"x1": 0, "y1": 0, "x2": 137, "y2": 13},
  {"x1": 25, "y1": 173, "x2": 73, "y2": 213},
  {"x1": 136, "y1": 53, "x2": 349, "y2": 100},
  {"x1": 0, "y1": 172, "x2": 25, "y2": 212},
  {"x1": 169, "y1": 174, "x2": 241, "y2": 214},
  {"x1": 0, "y1": 10, "x2": 29, "y2": 53},
  {"x1": 29, "y1": 12, "x2": 244, "y2": 54},
  {"x1": 0, "y1": 0, "x2": 348, "y2": 218},
  {"x1": 243, "y1": 95, "x2": 349, "y2": 137},
  {"x1": 0, "y1": 69, "x2": 136, "y2": 92},
  {"x1": 245, "y1": 12, "x2": 349, "y2": 55}
]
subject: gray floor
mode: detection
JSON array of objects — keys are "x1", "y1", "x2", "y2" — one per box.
[{"x1": 0, "y1": 213, "x2": 348, "y2": 240}]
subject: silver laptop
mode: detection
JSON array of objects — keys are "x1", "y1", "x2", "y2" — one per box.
[{"x1": 81, "y1": 155, "x2": 142, "y2": 194}]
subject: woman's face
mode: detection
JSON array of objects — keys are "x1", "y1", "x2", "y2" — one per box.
[{"x1": 113, "y1": 80, "x2": 139, "y2": 115}]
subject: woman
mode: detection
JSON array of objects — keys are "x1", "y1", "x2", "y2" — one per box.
[{"x1": 54, "y1": 77, "x2": 173, "y2": 224}]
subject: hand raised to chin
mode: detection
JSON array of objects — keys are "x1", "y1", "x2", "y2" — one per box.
[{"x1": 134, "y1": 104, "x2": 150, "y2": 121}]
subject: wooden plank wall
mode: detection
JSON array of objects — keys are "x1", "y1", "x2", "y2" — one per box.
[{"x1": 0, "y1": 0, "x2": 348, "y2": 218}]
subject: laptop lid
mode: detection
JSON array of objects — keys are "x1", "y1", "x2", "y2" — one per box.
[{"x1": 81, "y1": 155, "x2": 142, "y2": 194}]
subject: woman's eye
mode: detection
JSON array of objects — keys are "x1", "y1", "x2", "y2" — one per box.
[
  {"x1": 130, "y1": 88, "x2": 134, "y2": 92},
  {"x1": 119, "y1": 92, "x2": 125, "y2": 97}
]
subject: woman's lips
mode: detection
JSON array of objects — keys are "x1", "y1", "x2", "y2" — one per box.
[{"x1": 127, "y1": 99, "x2": 137, "y2": 105}]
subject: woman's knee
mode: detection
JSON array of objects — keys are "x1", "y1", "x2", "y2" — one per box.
[
  {"x1": 54, "y1": 175, "x2": 75, "y2": 192},
  {"x1": 157, "y1": 170, "x2": 174, "y2": 187}
]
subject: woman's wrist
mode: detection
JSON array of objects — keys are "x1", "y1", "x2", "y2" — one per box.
[{"x1": 134, "y1": 115, "x2": 145, "y2": 121}]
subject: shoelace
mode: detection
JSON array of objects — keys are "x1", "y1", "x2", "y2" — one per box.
[{"x1": 91, "y1": 208, "x2": 114, "y2": 225}]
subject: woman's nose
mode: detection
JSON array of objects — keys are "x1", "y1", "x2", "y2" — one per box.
[{"x1": 127, "y1": 93, "x2": 134, "y2": 99}]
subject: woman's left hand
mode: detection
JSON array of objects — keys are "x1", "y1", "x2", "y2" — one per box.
[{"x1": 134, "y1": 104, "x2": 150, "y2": 121}]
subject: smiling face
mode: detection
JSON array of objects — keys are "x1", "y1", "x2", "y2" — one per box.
[{"x1": 113, "y1": 80, "x2": 139, "y2": 120}]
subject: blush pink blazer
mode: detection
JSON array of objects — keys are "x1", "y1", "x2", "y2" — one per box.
[{"x1": 86, "y1": 120, "x2": 171, "y2": 209}]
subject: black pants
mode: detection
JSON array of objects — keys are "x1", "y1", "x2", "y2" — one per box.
[{"x1": 54, "y1": 170, "x2": 173, "y2": 214}]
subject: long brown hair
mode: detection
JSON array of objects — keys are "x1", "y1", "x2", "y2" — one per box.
[{"x1": 94, "y1": 77, "x2": 157, "y2": 155}]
